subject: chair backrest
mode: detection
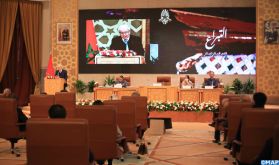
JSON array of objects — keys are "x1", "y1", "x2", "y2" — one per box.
[
  {"x1": 75, "y1": 105, "x2": 120, "y2": 160},
  {"x1": 267, "y1": 95, "x2": 279, "y2": 105},
  {"x1": 179, "y1": 76, "x2": 195, "y2": 87},
  {"x1": 219, "y1": 94, "x2": 252, "y2": 115},
  {"x1": 121, "y1": 96, "x2": 148, "y2": 130},
  {"x1": 26, "y1": 118, "x2": 89, "y2": 165},
  {"x1": 238, "y1": 109, "x2": 279, "y2": 164},
  {"x1": 30, "y1": 94, "x2": 55, "y2": 118},
  {"x1": 272, "y1": 125, "x2": 279, "y2": 159},
  {"x1": 0, "y1": 98, "x2": 22, "y2": 138},
  {"x1": 103, "y1": 100, "x2": 137, "y2": 142},
  {"x1": 116, "y1": 76, "x2": 131, "y2": 86},
  {"x1": 157, "y1": 76, "x2": 171, "y2": 86},
  {"x1": 219, "y1": 94, "x2": 241, "y2": 105},
  {"x1": 227, "y1": 101, "x2": 252, "y2": 144},
  {"x1": 55, "y1": 92, "x2": 76, "y2": 118},
  {"x1": 218, "y1": 98, "x2": 230, "y2": 118}
]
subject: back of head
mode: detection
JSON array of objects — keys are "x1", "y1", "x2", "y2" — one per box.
[
  {"x1": 48, "y1": 104, "x2": 67, "y2": 118},
  {"x1": 253, "y1": 92, "x2": 267, "y2": 108},
  {"x1": 131, "y1": 91, "x2": 140, "y2": 97},
  {"x1": 3, "y1": 88, "x2": 12, "y2": 97},
  {"x1": 93, "y1": 100, "x2": 104, "y2": 105}
]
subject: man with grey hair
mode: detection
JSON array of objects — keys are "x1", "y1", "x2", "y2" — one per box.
[
  {"x1": 110, "y1": 23, "x2": 144, "y2": 56},
  {"x1": 55, "y1": 64, "x2": 68, "y2": 90}
]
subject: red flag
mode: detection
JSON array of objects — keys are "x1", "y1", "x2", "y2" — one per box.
[
  {"x1": 45, "y1": 54, "x2": 55, "y2": 76},
  {"x1": 86, "y1": 20, "x2": 99, "y2": 51}
]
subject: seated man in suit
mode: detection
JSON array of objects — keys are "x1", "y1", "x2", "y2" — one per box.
[
  {"x1": 115, "y1": 75, "x2": 128, "y2": 88},
  {"x1": 55, "y1": 64, "x2": 68, "y2": 90},
  {"x1": 110, "y1": 23, "x2": 144, "y2": 56},
  {"x1": 204, "y1": 71, "x2": 220, "y2": 88}
]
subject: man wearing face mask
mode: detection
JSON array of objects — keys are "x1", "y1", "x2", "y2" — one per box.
[{"x1": 110, "y1": 23, "x2": 144, "y2": 56}]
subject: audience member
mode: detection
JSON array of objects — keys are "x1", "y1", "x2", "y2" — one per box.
[
  {"x1": 252, "y1": 92, "x2": 267, "y2": 108},
  {"x1": 235, "y1": 92, "x2": 267, "y2": 141},
  {"x1": 48, "y1": 104, "x2": 67, "y2": 118},
  {"x1": 230, "y1": 92, "x2": 268, "y2": 158},
  {"x1": 131, "y1": 91, "x2": 140, "y2": 97},
  {"x1": 48, "y1": 104, "x2": 94, "y2": 164},
  {"x1": 92, "y1": 100, "x2": 103, "y2": 105},
  {"x1": 2, "y1": 88, "x2": 28, "y2": 131}
]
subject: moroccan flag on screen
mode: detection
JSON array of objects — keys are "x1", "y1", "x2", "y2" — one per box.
[
  {"x1": 45, "y1": 54, "x2": 55, "y2": 76},
  {"x1": 86, "y1": 20, "x2": 99, "y2": 64}
]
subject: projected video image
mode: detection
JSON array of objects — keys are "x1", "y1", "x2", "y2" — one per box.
[
  {"x1": 86, "y1": 19, "x2": 148, "y2": 64},
  {"x1": 79, "y1": 8, "x2": 256, "y2": 74}
]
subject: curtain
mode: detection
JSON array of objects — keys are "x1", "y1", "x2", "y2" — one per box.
[
  {"x1": 19, "y1": 1, "x2": 42, "y2": 84},
  {"x1": 1, "y1": 11, "x2": 35, "y2": 106},
  {"x1": 0, "y1": 0, "x2": 18, "y2": 81}
]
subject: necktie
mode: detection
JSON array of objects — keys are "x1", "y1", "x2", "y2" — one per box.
[{"x1": 124, "y1": 39, "x2": 129, "y2": 51}]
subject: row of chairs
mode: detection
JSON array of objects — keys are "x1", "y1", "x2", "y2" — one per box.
[
  {"x1": 0, "y1": 92, "x2": 149, "y2": 164},
  {"x1": 30, "y1": 92, "x2": 148, "y2": 141},
  {"x1": 213, "y1": 94, "x2": 279, "y2": 164},
  {"x1": 234, "y1": 109, "x2": 279, "y2": 164}
]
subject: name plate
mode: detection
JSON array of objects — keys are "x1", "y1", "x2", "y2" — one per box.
[
  {"x1": 153, "y1": 83, "x2": 162, "y2": 86},
  {"x1": 204, "y1": 86, "x2": 214, "y2": 89},
  {"x1": 114, "y1": 84, "x2": 122, "y2": 88},
  {"x1": 182, "y1": 85, "x2": 192, "y2": 89},
  {"x1": 95, "y1": 56, "x2": 142, "y2": 64}
]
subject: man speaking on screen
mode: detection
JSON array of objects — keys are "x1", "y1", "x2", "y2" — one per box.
[{"x1": 110, "y1": 23, "x2": 144, "y2": 56}]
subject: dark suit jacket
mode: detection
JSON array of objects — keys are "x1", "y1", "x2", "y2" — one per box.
[
  {"x1": 110, "y1": 35, "x2": 144, "y2": 56},
  {"x1": 204, "y1": 78, "x2": 219, "y2": 88},
  {"x1": 55, "y1": 69, "x2": 68, "y2": 81}
]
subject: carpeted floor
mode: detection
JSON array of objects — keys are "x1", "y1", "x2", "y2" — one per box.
[{"x1": 0, "y1": 122, "x2": 233, "y2": 165}]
